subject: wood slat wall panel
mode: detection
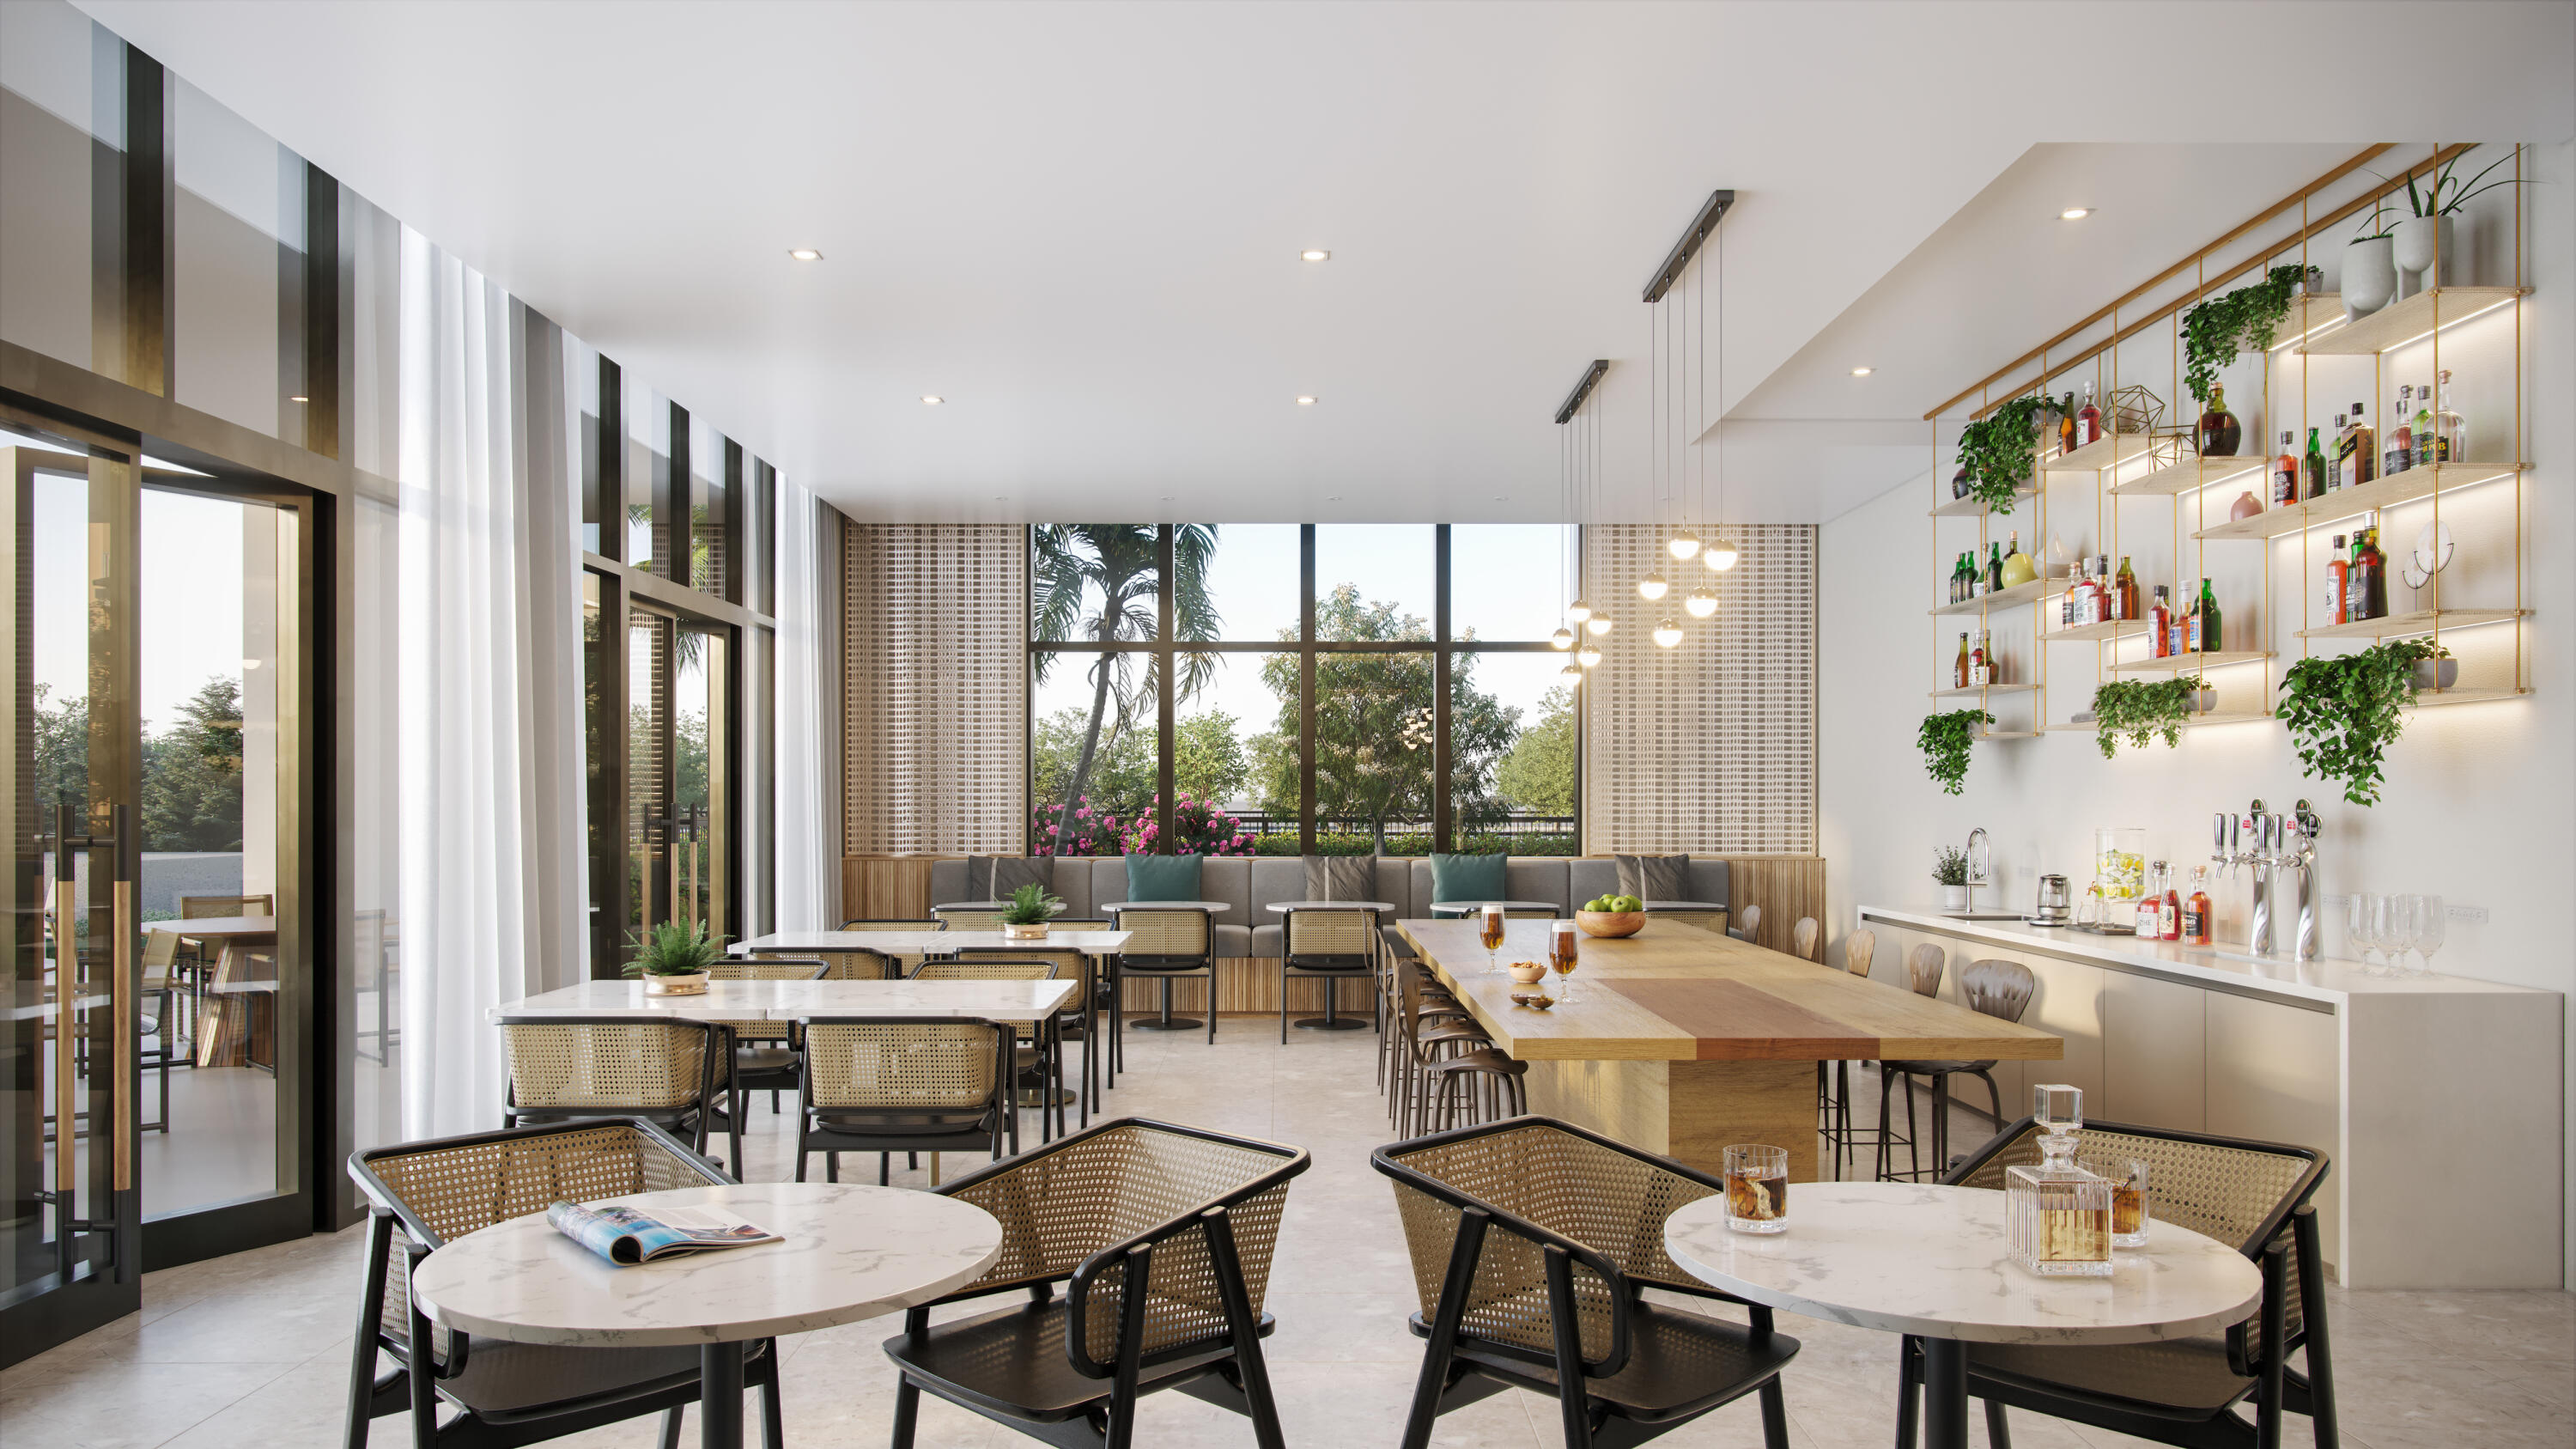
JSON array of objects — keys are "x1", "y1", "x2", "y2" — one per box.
[
  {"x1": 843, "y1": 523, "x2": 1025, "y2": 854},
  {"x1": 1582, "y1": 524, "x2": 1817, "y2": 855}
]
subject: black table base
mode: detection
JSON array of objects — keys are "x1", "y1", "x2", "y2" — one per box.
[{"x1": 700, "y1": 1342, "x2": 744, "y2": 1449}]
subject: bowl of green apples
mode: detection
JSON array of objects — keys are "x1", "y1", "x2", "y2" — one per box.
[{"x1": 1574, "y1": 894, "x2": 1646, "y2": 938}]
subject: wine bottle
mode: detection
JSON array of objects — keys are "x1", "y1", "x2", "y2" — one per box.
[
  {"x1": 2329, "y1": 412, "x2": 2349, "y2": 492},
  {"x1": 2077, "y1": 381, "x2": 2103, "y2": 447},
  {"x1": 2114, "y1": 556, "x2": 2138, "y2": 622},
  {"x1": 1955, "y1": 631, "x2": 1971, "y2": 688},
  {"x1": 1987, "y1": 541, "x2": 2004, "y2": 595},
  {"x1": 2197, "y1": 578, "x2": 2222, "y2": 652},
  {"x1": 2386, "y1": 386, "x2": 2415, "y2": 476},
  {"x1": 2302, "y1": 427, "x2": 2328, "y2": 500},
  {"x1": 2272, "y1": 431, "x2": 2299, "y2": 506},
  {"x1": 2433, "y1": 369, "x2": 2464, "y2": 462},
  {"x1": 2347, "y1": 402, "x2": 2376, "y2": 487},
  {"x1": 2359, "y1": 522, "x2": 2388, "y2": 621},
  {"x1": 2059, "y1": 392, "x2": 2077, "y2": 456}
]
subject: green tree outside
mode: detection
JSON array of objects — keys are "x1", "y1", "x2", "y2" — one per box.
[{"x1": 1494, "y1": 684, "x2": 1577, "y2": 817}]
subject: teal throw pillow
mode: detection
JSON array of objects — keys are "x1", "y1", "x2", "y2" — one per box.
[
  {"x1": 1125, "y1": 853, "x2": 1205, "y2": 903},
  {"x1": 1428, "y1": 851, "x2": 1507, "y2": 905}
]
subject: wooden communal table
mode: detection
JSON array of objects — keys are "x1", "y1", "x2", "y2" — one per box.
[
  {"x1": 1394, "y1": 916, "x2": 2062, "y2": 1182},
  {"x1": 147, "y1": 916, "x2": 278, "y2": 1068}
]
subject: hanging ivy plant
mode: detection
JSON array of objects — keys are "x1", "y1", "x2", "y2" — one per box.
[
  {"x1": 2090, "y1": 676, "x2": 2208, "y2": 760},
  {"x1": 2276, "y1": 639, "x2": 2443, "y2": 807},
  {"x1": 1953, "y1": 395, "x2": 2049, "y2": 515},
  {"x1": 2180, "y1": 264, "x2": 2308, "y2": 405},
  {"x1": 1917, "y1": 709, "x2": 1995, "y2": 795}
]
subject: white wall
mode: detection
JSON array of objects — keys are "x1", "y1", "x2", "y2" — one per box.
[{"x1": 1820, "y1": 143, "x2": 2573, "y2": 1284}]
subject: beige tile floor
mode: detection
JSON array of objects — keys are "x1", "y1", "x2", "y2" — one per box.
[{"x1": 4, "y1": 1022, "x2": 2567, "y2": 1448}]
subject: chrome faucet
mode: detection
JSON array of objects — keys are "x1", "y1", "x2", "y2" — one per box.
[
  {"x1": 1965, "y1": 829, "x2": 1992, "y2": 913},
  {"x1": 2287, "y1": 801, "x2": 2321, "y2": 961},
  {"x1": 2245, "y1": 800, "x2": 2281, "y2": 954}
]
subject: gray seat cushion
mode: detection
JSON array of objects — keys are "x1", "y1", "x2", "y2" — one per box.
[
  {"x1": 1615, "y1": 854, "x2": 1693, "y2": 901},
  {"x1": 929, "y1": 859, "x2": 970, "y2": 904},
  {"x1": 1200, "y1": 858, "x2": 1252, "y2": 925},
  {"x1": 1250, "y1": 923, "x2": 1284, "y2": 959},
  {"x1": 1504, "y1": 861, "x2": 1572, "y2": 914},
  {"x1": 1214, "y1": 923, "x2": 1252, "y2": 958},
  {"x1": 1567, "y1": 859, "x2": 1619, "y2": 905}
]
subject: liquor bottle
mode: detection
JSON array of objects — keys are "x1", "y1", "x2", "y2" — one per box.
[
  {"x1": 2114, "y1": 557, "x2": 2139, "y2": 623},
  {"x1": 2059, "y1": 392, "x2": 2078, "y2": 455},
  {"x1": 1955, "y1": 631, "x2": 1971, "y2": 688},
  {"x1": 2171, "y1": 588, "x2": 2192, "y2": 657},
  {"x1": 2301, "y1": 427, "x2": 2328, "y2": 500},
  {"x1": 2414, "y1": 384, "x2": 2439, "y2": 466},
  {"x1": 2357, "y1": 522, "x2": 2388, "y2": 621},
  {"x1": 2198, "y1": 578, "x2": 2223, "y2": 652},
  {"x1": 2345, "y1": 402, "x2": 2376, "y2": 488},
  {"x1": 2386, "y1": 386, "x2": 2415, "y2": 476},
  {"x1": 2135, "y1": 863, "x2": 2166, "y2": 937},
  {"x1": 2001, "y1": 532, "x2": 2035, "y2": 588},
  {"x1": 1987, "y1": 541, "x2": 2004, "y2": 595},
  {"x1": 2328, "y1": 412, "x2": 2349, "y2": 491},
  {"x1": 2077, "y1": 381, "x2": 2103, "y2": 447},
  {"x1": 2327, "y1": 536, "x2": 2348, "y2": 625},
  {"x1": 2182, "y1": 867, "x2": 2213, "y2": 947},
  {"x1": 2148, "y1": 585, "x2": 2172, "y2": 658},
  {"x1": 2159, "y1": 870, "x2": 2182, "y2": 941},
  {"x1": 2272, "y1": 431, "x2": 2299, "y2": 506},
  {"x1": 2196, "y1": 384, "x2": 2242, "y2": 456},
  {"x1": 2432, "y1": 369, "x2": 2464, "y2": 462},
  {"x1": 2061, "y1": 566, "x2": 2085, "y2": 628},
  {"x1": 1970, "y1": 631, "x2": 1990, "y2": 687}
]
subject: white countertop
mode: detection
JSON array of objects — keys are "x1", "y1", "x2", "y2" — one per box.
[
  {"x1": 736, "y1": 930, "x2": 1131, "y2": 954},
  {"x1": 1664, "y1": 1182, "x2": 2261, "y2": 1345},
  {"x1": 1862, "y1": 904, "x2": 2549, "y2": 1007}
]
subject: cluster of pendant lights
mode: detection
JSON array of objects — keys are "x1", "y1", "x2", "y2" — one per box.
[{"x1": 1552, "y1": 210, "x2": 1736, "y2": 679}]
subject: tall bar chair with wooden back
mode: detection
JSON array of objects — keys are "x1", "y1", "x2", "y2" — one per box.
[
  {"x1": 1727, "y1": 903, "x2": 1763, "y2": 943},
  {"x1": 1880, "y1": 955, "x2": 2035, "y2": 1182},
  {"x1": 797, "y1": 1016, "x2": 1014, "y2": 1185},
  {"x1": 495, "y1": 1015, "x2": 738, "y2": 1173},
  {"x1": 1390, "y1": 954, "x2": 1516, "y2": 1137},
  {"x1": 1905, "y1": 1120, "x2": 2338, "y2": 1449},
  {"x1": 345, "y1": 1119, "x2": 786, "y2": 1449},
  {"x1": 1874, "y1": 943, "x2": 1946, "y2": 1180},
  {"x1": 707, "y1": 955, "x2": 829, "y2": 1117},
  {"x1": 881, "y1": 1118, "x2": 1309, "y2": 1449},
  {"x1": 1820, "y1": 929, "x2": 1877, "y2": 1177},
  {"x1": 915, "y1": 957, "x2": 1065, "y2": 1144},
  {"x1": 1376, "y1": 1117, "x2": 1799, "y2": 1449},
  {"x1": 1791, "y1": 916, "x2": 1822, "y2": 962}
]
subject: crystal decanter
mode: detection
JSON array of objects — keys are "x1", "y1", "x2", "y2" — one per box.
[{"x1": 2005, "y1": 1084, "x2": 2113, "y2": 1277}]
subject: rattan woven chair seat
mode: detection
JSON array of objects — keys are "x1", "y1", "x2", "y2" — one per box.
[
  {"x1": 1426, "y1": 1300, "x2": 1798, "y2": 1425},
  {"x1": 424, "y1": 1336, "x2": 713, "y2": 1417},
  {"x1": 1966, "y1": 1336, "x2": 2251, "y2": 1416},
  {"x1": 884, "y1": 1298, "x2": 1269, "y2": 1422}
]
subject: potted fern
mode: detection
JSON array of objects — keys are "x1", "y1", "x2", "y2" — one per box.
[
  {"x1": 623, "y1": 919, "x2": 726, "y2": 995},
  {"x1": 999, "y1": 881, "x2": 1062, "y2": 940}
]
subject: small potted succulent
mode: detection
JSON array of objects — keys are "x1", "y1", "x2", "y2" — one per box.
[
  {"x1": 999, "y1": 882, "x2": 1061, "y2": 940},
  {"x1": 1933, "y1": 845, "x2": 1971, "y2": 913},
  {"x1": 623, "y1": 919, "x2": 726, "y2": 995}
]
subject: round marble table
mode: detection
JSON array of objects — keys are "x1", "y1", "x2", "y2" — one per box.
[
  {"x1": 1664, "y1": 1182, "x2": 2261, "y2": 1449},
  {"x1": 1266, "y1": 902, "x2": 1392, "y2": 1030},
  {"x1": 1100, "y1": 902, "x2": 1229, "y2": 1031},
  {"x1": 412, "y1": 1182, "x2": 1001, "y2": 1449}
]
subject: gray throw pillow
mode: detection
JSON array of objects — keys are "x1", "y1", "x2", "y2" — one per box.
[
  {"x1": 1303, "y1": 856, "x2": 1376, "y2": 901},
  {"x1": 1615, "y1": 854, "x2": 1692, "y2": 902},
  {"x1": 989, "y1": 857, "x2": 1055, "y2": 900}
]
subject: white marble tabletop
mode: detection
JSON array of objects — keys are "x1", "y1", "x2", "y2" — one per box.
[
  {"x1": 734, "y1": 929, "x2": 1131, "y2": 955},
  {"x1": 1266, "y1": 900, "x2": 1392, "y2": 913},
  {"x1": 490, "y1": 977, "x2": 1078, "y2": 1024},
  {"x1": 1663, "y1": 1182, "x2": 2261, "y2": 1345},
  {"x1": 411, "y1": 1183, "x2": 1001, "y2": 1349},
  {"x1": 1099, "y1": 900, "x2": 1229, "y2": 913},
  {"x1": 143, "y1": 916, "x2": 276, "y2": 935}
]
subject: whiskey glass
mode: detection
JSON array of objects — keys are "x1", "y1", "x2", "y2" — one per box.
[
  {"x1": 2083, "y1": 1155, "x2": 2152, "y2": 1249},
  {"x1": 1722, "y1": 1144, "x2": 1789, "y2": 1233}
]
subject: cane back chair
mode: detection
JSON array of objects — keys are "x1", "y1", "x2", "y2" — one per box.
[
  {"x1": 1898, "y1": 1120, "x2": 2337, "y2": 1449},
  {"x1": 707, "y1": 955, "x2": 829, "y2": 1116},
  {"x1": 1276, "y1": 904, "x2": 1379, "y2": 1043},
  {"x1": 836, "y1": 919, "x2": 945, "y2": 976},
  {"x1": 1376, "y1": 1117, "x2": 1798, "y2": 1449},
  {"x1": 746, "y1": 941, "x2": 892, "y2": 981},
  {"x1": 932, "y1": 904, "x2": 1010, "y2": 931},
  {"x1": 1879, "y1": 958, "x2": 2033, "y2": 1183},
  {"x1": 957, "y1": 945, "x2": 1095, "y2": 1125},
  {"x1": 1015, "y1": 922, "x2": 1118, "y2": 1097},
  {"x1": 1107, "y1": 906, "x2": 1218, "y2": 1044},
  {"x1": 344, "y1": 1118, "x2": 781, "y2": 1448},
  {"x1": 796, "y1": 1016, "x2": 1016, "y2": 1184},
  {"x1": 496, "y1": 1015, "x2": 737, "y2": 1173},
  {"x1": 881, "y1": 1118, "x2": 1309, "y2": 1449}
]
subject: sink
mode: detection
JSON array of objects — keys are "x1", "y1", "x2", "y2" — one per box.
[{"x1": 1941, "y1": 910, "x2": 2031, "y2": 921}]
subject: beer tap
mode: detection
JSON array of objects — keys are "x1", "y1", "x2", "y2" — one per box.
[
  {"x1": 2245, "y1": 799, "x2": 2281, "y2": 955},
  {"x1": 2211, "y1": 812, "x2": 2239, "y2": 882},
  {"x1": 2287, "y1": 801, "x2": 2322, "y2": 962}
]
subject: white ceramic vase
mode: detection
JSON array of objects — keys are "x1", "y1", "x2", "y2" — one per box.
[
  {"x1": 2343, "y1": 236, "x2": 2397, "y2": 320},
  {"x1": 1940, "y1": 884, "x2": 1969, "y2": 912},
  {"x1": 2410, "y1": 657, "x2": 2459, "y2": 691},
  {"x1": 2391, "y1": 214, "x2": 2457, "y2": 292}
]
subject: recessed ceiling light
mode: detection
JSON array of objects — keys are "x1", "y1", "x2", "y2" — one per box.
[
  {"x1": 1300, "y1": 249, "x2": 1330, "y2": 262},
  {"x1": 1848, "y1": 367, "x2": 1873, "y2": 377},
  {"x1": 1325, "y1": 495, "x2": 1342, "y2": 502},
  {"x1": 2059, "y1": 208, "x2": 2092, "y2": 222},
  {"x1": 788, "y1": 248, "x2": 824, "y2": 261},
  {"x1": 1297, "y1": 395, "x2": 1318, "y2": 405},
  {"x1": 287, "y1": 394, "x2": 309, "y2": 403},
  {"x1": 921, "y1": 395, "x2": 944, "y2": 405}
]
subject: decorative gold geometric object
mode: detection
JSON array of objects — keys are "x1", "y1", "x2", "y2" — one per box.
[{"x1": 2105, "y1": 384, "x2": 2164, "y2": 438}]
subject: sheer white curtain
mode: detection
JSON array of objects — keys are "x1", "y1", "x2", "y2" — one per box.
[
  {"x1": 776, "y1": 477, "x2": 838, "y2": 928},
  {"x1": 395, "y1": 228, "x2": 585, "y2": 1139}
]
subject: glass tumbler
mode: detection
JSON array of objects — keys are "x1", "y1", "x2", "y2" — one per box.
[
  {"x1": 2084, "y1": 1156, "x2": 2152, "y2": 1248},
  {"x1": 1722, "y1": 1144, "x2": 1789, "y2": 1233}
]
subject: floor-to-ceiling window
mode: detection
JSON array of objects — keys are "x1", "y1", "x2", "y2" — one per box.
[{"x1": 1028, "y1": 524, "x2": 1576, "y2": 855}]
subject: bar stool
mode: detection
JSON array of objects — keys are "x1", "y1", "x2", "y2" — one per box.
[
  {"x1": 1390, "y1": 954, "x2": 1490, "y2": 1136},
  {"x1": 1874, "y1": 943, "x2": 1945, "y2": 1180},
  {"x1": 1880, "y1": 954, "x2": 2035, "y2": 1181},
  {"x1": 1728, "y1": 903, "x2": 1763, "y2": 942},
  {"x1": 1819, "y1": 928, "x2": 1875, "y2": 1178},
  {"x1": 1791, "y1": 916, "x2": 1822, "y2": 962}
]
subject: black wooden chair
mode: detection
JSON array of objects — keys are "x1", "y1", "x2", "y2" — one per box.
[
  {"x1": 881, "y1": 1117, "x2": 1309, "y2": 1449},
  {"x1": 496, "y1": 1015, "x2": 738, "y2": 1174},
  {"x1": 793, "y1": 1016, "x2": 1016, "y2": 1184},
  {"x1": 1893, "y1": 1117, "x2": 2339, "y2": 1449},
  {"x1": 344, "y1": 1118, "x2": 782, "y2": 1447},
  {"x1": 1375, "y1": 1116, "x2": 1798, "y2": 1449},
  {"x1": 706, "y1": 954, "x2": 829, "y2": 1117}
]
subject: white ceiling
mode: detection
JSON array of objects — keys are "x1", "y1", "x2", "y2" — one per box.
[{"x1": 76, "y1": 1, "x2": 2576, "y2": 525}]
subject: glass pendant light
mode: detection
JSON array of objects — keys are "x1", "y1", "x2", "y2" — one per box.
[
  {"x1": 1549, "y1": 625, "x2": 1575, "y2": 650},
  {"x1": 1577, "y1": 643, "x2": 1603, "y2": 668},
  {"x1": 1584, "y1": 612, "x2": 1613, "y2": 636},
  {"x1": 1567, "y1": 598, "x2": 1595, "y2": 624},
  {"x1": 1637, "y1": 571, "x2": 1669, "y2": 601},
  {"x1": 1668, "y1": 530, "x2": 1702, "y2": 560},
  {"x1": 1703, "y1": 536, "x2": 1740, "y2": 572},
  {"x1": 1652, "y1": 618, "x2": 1684, "y2": 648},
  {"x1": 1684, "y1": 588, "x2": 1718, "y2": 618},
  {"x1": 1560, "y1": 661, "x2": 1584, "y2": 681}
]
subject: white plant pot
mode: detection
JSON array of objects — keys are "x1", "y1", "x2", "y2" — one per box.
[
  {"x1": 1939, "y1": 885, "x2": 1969, "y2": 912},
  {"x1": 2411, "y1": 657, "x2": 2459, "y2": 691},
  {"x1": 2391, "y1": 215, "x2": 2456, "y2": 290},
  {"x1": 2343, "y1": 236, "x2": 2397, "y2": 320},
  {"x1": 2185, "y1": 688, "x2": 2219, "y2": 714}
]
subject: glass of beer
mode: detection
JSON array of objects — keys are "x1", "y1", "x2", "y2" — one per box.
[
  {"x1": 1722, "y1": 1144, "x2": 1789, "y2": 1233},
  {"x1": 1479, "y1": 902, "x2": 1506, "y2": 974},
  {"x1": 2084, "y1": 1156, "x2": 2151, "y2": 1248},
  {"x1": 1548, "y1": 920, "x2": 1578, "y2": 1002}
]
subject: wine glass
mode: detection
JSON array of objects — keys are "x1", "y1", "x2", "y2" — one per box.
[
  {"x1": 2347, "y1": 892, "x2": 2381, "y2": 974},
  {"x1": 1479, "y1": 903, "x2": 1506, "y2": 975},
  {"x1": 2407, "y1": 894, "x2": 2446, "y2": 976},
  {"x1": 2378, "y1": 894, "x2": 2417, "y2": 978}
]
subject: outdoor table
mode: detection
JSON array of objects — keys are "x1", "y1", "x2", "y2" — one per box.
[{"x1": 411, "y1": 1181, "x2": 1000, "y2": 1449}]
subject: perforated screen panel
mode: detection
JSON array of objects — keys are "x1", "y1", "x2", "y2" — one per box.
[{"x1": 843, "y1": 523, "x2": 1027, "y2": 854}]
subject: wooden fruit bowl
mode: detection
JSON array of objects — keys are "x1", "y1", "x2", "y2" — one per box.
[{"x1": 1573, "y1": 910, "x2": 1645, "y2": 939}]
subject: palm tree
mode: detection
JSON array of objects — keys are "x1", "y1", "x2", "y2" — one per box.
[{"x1": 1030, "y1": 525, "x2": 1219, "y2": 851}]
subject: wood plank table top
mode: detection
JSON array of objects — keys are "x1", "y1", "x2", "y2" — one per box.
[{"x1": 1394, "y1": 916, "x2": 2062, "y2": 1065}]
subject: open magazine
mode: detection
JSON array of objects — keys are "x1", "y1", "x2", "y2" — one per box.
[{"x1": 546, "y1": 1201, "x2": 781, "y2": 1265}]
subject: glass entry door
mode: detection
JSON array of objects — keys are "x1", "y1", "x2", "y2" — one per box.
[{"x1": 624, "y1": 605, "x2": 731, "y2": 964}]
